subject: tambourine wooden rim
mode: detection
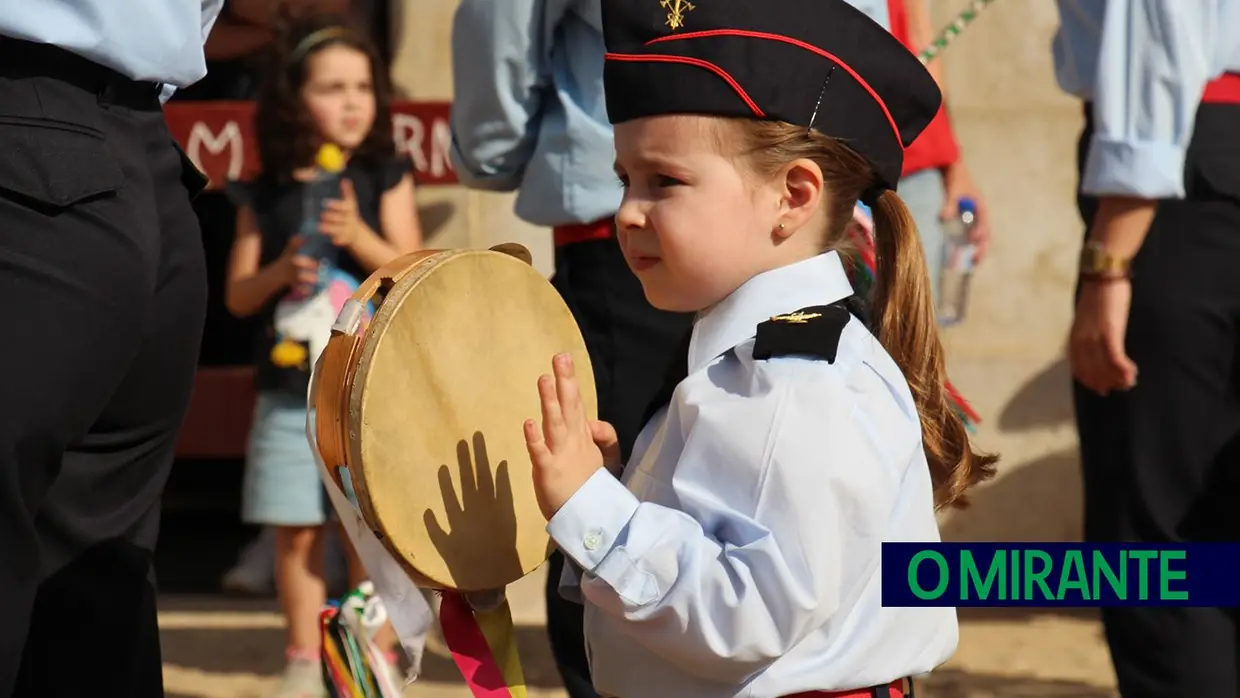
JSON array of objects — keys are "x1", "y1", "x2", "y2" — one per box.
[{"x1": 314, "y1": 244, "x2": 595, "y2": 592}]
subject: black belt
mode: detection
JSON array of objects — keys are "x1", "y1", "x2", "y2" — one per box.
[{"x1": 0, "y1": 35, "x2": 163, "y2": 110}]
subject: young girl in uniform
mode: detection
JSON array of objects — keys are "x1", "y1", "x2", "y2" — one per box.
[
  {"x1": 223, "y1": 13, "x2": 422, "y2": 698},
  {"x1": 522, "y1": 0, "x2": 997, "y2": 696}
]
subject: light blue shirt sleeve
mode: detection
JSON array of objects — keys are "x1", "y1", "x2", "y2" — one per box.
[
  {"x1": 558, "y1": 558, "x2": 585, "y2": 604},
  {"x1": 161, "y1": 0, "x2": 225, "y2": 104},
  {"x1": 840, "y1": 0, "x2": 891, "y2": 31},
  {"x1": 546, "y1": 369, "x2": 868, "y2": 684},
  {"x1": 200, "y1": 0, "x2": 224, "y2": 46},
  {"x1": 448, "y1": 0, "x2": 564, "y2": 192},
  {"x1": 1080, "y1": 0, "x2": 1219, "y2": 199}
]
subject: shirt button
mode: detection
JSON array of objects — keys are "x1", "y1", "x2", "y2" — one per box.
[{"x1": 583, "y1": 530, "x2": 602, "y2": 551}]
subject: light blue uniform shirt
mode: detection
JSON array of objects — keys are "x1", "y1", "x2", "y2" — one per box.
[
  {"x1": 448, "y1": 0, "x2": 890, "y2": 227},
  {"x1": 1053, "y1": 0, "x2": 1240, "y2": 199},
  {"x1": 548, "y1": 252, "x2": 957, "y2": 697},
  {"x1": 0, "y1": 0, "x2": 223, "y2": 101}
]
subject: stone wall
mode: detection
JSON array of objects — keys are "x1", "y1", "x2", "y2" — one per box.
[
  {"x1": 388, "y1": 0, "x2": 554, "y2": 278},
  {"x1": 929, "y1": 0, "x2": 1086, "y2": 541}
]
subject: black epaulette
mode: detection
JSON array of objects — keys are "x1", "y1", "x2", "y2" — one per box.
[{"x1": 752, "y1": 302, "x2": 853, "y2": 363}]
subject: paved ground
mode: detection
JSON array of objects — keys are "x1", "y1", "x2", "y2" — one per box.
[{"x1": 157, "y1": 567, "x2": 1120, "y2": 698}]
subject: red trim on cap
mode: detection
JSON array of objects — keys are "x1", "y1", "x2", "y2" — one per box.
[
  {"x1": 606, "y1": 52, "x2": 766, "y2": 117},
  {"x1": 646, "y1": 29, "x2": 903, "y2": 150}
]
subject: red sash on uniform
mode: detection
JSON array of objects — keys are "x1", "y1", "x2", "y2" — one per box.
[
  {"x1": 554, "y1": 218, "x2": 615, "y2": 247},
  {"x1": 1203, "y1": 72, "x2": 1240, "y2": 104},
  {"x1": 786, "y1": 678, "x2": 907, "y2": 697}
]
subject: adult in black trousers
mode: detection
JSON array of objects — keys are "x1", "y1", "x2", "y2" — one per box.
[
  {"x1": 1071, "y1": 97, "x2": 1240, "y2": 696},
  {"x1": 1058, "y1": 3, "x2": 1240, "y2": 691},
  {"x1": 0, "y1": 38, "x2": 212, "y2": 695}
]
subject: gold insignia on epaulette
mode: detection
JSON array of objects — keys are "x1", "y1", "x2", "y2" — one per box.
[
  {"x1": 660, "y1": 0, "x2": 695, "y2": 30},
  {"x1": 770, "y1": 311, "x2": 823, "y2": 324}
]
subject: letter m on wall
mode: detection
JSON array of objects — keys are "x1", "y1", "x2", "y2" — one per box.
[{"x1": 186, "y1": 120, "x2": 245, "y2": 184}]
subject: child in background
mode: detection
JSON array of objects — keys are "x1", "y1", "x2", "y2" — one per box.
[
  {"x1": 523, "y1": 0, "x2": 997, "y2": 696},
  {"x1": 223, "y1": 12, "x2": 422, "y2": 698}
]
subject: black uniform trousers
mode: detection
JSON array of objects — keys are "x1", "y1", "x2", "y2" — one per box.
[
  {"x1": 1073, "y1": 101, "x2": 1240, "y2": 697},
  {"x1": 0, "y1": 42, "x2": 207, "y2": 697},
  {"x1": 544, "y1": 235, "x2": 694, "y2": 698}
]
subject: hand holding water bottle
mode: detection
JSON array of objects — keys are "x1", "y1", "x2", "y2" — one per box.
[
  {"x1": 297, "y1": 144, "x2": 351, "y2": 296},
  {"x1": 937, "y1": 197, "x2": 979, "y2": 326},
  {"x1": 320, "y1": 177, "x2": 364, "y2": 248},
  {"x1": 939, "y1": 161, "x2": 992, "y2": 261},
  {"x1": 276, "y1": 235, "x2": 320, "y2": 296}
]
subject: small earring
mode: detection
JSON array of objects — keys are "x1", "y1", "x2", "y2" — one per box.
[{"x1": 778, "y1": 223, "x2": 786, "y2": 231}]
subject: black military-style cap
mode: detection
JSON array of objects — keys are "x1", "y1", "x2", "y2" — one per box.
[{"x1": 601, "y1": 0, "x2": 942, "y2": 193}]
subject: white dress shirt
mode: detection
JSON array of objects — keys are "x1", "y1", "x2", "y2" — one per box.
[{"x1": 548, "y1": 252, "x2": 957, "y2": 697}]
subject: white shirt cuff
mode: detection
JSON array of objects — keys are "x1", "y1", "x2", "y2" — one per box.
[
  {"x1": 1081, "y1": 136, "x2": 1187, "y2": 199},
  {"x1": 546, "y1": 468, "x2": 640, "y2": 573}
]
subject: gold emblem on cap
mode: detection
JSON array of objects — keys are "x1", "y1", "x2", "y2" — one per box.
[
  {"x1": 660, "y1": 0, "x2": 695, "y2": 30},
  {"x1": 770, "y1": 311, "x2": 822, "y2": 324}
]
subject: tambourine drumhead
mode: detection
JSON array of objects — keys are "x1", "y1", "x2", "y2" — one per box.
[{"x1": 327, "y1": 247, "x2": 596, "y2": 592}]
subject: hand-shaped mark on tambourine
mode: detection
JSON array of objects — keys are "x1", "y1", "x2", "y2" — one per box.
[{"x1": 424, "y1": 432, "x2": 524, "y2": 590}]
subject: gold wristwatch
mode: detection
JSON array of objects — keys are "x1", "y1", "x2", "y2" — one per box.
[{"x1": 1079, "y1": 241, "x2": 1131, "y2": 280}]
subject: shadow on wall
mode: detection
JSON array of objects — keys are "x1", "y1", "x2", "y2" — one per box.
[
  {"x1": 419, "y1": 201, "x2": 456, "y2": 244},
  {"x1": 942, "y1": 447, "x2": 1082, "y2": 543},
  {"x1": 943, "y1": 356, "x2": 1082, "y2": 543}
]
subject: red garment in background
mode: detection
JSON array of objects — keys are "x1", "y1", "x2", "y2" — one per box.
[{"x1": 888, "y1": 0, "x2": 960, "y2": 176}]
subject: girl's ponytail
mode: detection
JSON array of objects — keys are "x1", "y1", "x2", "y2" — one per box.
[
  {"x1": 726, "y1": 117, "x2": 997, "y2": 509},
  {"x1": 870, "y1": 189, "x2": 997, "y2": 509}
]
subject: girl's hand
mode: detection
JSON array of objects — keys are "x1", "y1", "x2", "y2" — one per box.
[
  {"x1": 320, "y1": 178, "x2": 364, "y2": 248},
  {"x1": 591, "y1": 420, "x2": 623, "y2": 477},
  {"x1": 524, "y1": 354, "x2": 605, "y2": 521},
  {"x1": 277, "y1": 235, "x2": 319, "y2": 295}
]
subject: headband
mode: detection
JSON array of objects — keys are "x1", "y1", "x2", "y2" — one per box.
[{"x1": 289, "y1": 26, "x2": 353, "y2": 64}]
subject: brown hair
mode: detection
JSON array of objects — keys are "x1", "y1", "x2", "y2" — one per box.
[
  {"x1": 726, "y1": 118, "x2": 997, "y2": 510},
  {"x1": 253, "y1": 8, "x2": 396, "y2": 182}
]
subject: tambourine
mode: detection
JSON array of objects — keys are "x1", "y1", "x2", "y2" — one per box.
[{"x1": 308, "y1": 243, "x2": 596, "y2": 696}]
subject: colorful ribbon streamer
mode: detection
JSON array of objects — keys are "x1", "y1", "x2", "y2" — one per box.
[
  {"x1": 306, "y1": 359, "x2": 439, "y2": 681},
  {"x1": 320, "y1": 586, "x2": 407, "y2": 698},
  {"x1": 438, "y1": 592, "x2": 529, "y2": 698}
]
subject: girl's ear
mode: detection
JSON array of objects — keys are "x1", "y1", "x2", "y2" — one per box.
[{"x1": 774, "y1": 158, "x2": 825, "y2": 238}]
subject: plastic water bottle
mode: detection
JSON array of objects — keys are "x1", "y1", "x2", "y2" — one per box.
[
  {"x1": 936, "y1": 197, "x2": 977, "y2": 327},
  {"x1": 298, "y1": 143, "x2": 347, "y2": 294}
]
